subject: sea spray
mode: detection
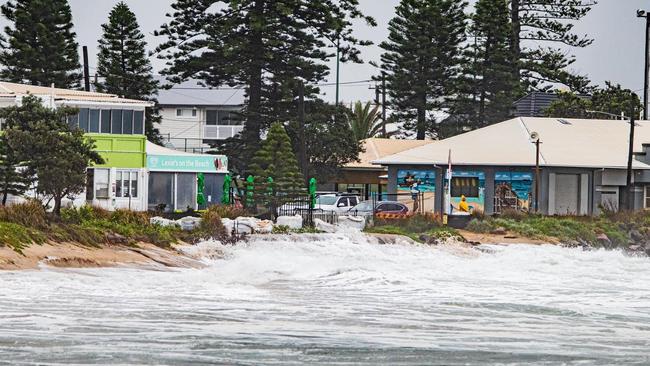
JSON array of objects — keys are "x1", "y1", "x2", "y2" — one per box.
[{"x1": 1, "y1": 236, "x2": 650, "y2": 365}]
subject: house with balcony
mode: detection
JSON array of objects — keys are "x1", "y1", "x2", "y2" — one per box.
[{"x1": 157, "y1": 78, "x2": 245, "y2": 152}]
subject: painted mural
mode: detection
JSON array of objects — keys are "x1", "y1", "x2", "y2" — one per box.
[
  {"x1": 494, "y1": 171, "x2": 533, "y2": 212},
  {"x1": 397, "y1": 170, "x2": 436, "y2": 192},
  {"x1": 446, "y1": 171, "x2": 485, "y2": 213},
  {"x1": 396, "y1": 170, "x2": 436, "y2": 212}
]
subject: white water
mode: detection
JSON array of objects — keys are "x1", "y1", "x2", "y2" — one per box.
[{"x1": 2, "y1": 234, "x2": 650, "y2": 365}]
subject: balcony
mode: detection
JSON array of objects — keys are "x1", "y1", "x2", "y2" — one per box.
[{"x1": 204, "y1": 125, "x2": 244, "y2": 140}]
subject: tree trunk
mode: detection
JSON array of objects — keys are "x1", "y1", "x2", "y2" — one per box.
[
  {"x1": 510, "y1": 0, "x2": 521, "y2": 80},
  {"x1": 416, "y1": 101, "x2": 426, "y2": 140},
  {"x1": 53, "y1": 195, "x2": 62, "y2": 216},
  {"x1": 243, "y1": 0, "x2": 265, "y2": 157}
]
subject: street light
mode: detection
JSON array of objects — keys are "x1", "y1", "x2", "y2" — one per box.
[
  {"x1": 530, "y1": 132, "x2": 541, "y2": 213},
  {"x1": 637, "y1": 9, "x2": 650, "y2": 120}
]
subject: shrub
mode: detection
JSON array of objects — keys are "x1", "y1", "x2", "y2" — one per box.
[
  {"x1": 61, "y1": 205, "x2": 111, "y2": 224},
  {"x1": 0, "y1": 222, "x2": 47, "y2": 254},
  {"x1": 466, "y1": 219, "x2": 495, "y2": 233},
  {"x1": 197, "y1": 206, "x2": 227, "y2": 239},
  {"x1": 204, "y1": 205, "x2": 249, "y2": 219},
  {"x1": 498, "y1": 208, "x2": 528, "y2": 221},
  {"x1": 374, "y1": 213, "x2": 442, "y2": 233},
  {"x1": 272, "y1": 225, "x2": 291, "y2": 234},
  {"x1": 111, "y1": 209, "x2": 149, "y2": 226},
  {"x1": 0, "y1": 200, "x2": 48, "y2": 229}
]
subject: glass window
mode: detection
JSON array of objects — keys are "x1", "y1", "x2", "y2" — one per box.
[
  {"x1": 348, "y1": 196, "x2": 358, "y2": 206},
  {"x1": 115, "y1": 171, "x2": 122, "y2": 197},
  {"x1": 646, "y1": 186, "x2": 650, "y2": 209},
  {"x1": 79, "y1": 108, "x2": 89, "y2": 132},
  {"x1": 133, "y1": 110, "x2": 144, "y2": 134},
  {"x1": 89, "y1": 109, "x2": 100, "y2": 133},
  {"x1": 451, "y1": 177, "x2": 479, "y2": 198},
  {"x1": 123, "y1": 110, "x2": 134, "y2": 134},
  {"x1": 148, "y1": 172, "x2": 174, "y2": 211},
  {"x1": 206, "y1": 110, "x2": 218, "y2": 125},
  {"x1": 111, "y1": 110, "x2": 123, "y2": 134},
  {"x1": 317, "y1": 195, "x2": 337, "y2": 205},
  {"x1": 68, "y1": 113, "x2": 79, "y2": 129},
  {"x1": 95, "y1": 169, "x2": 110, "y2": 198},
  {"x1": 115, "y1": 170, "x2": 138, "y2": 198},
  {"x1": 100, "y1": 110, "x2": 111, "y2": 133},
  {"x1": 176, "y1": 173, "x2": 196, "y2": 211},
  {"x1": 176, "y1": 108, "x2": 197, "y2": 118}
]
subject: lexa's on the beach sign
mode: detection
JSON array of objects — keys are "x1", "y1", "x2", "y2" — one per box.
[{"x1": 147, "y1": 154, "x2": 228, "y2": 173}]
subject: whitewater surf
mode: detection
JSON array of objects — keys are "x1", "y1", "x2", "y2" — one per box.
[{"x1": 1, "y1": 234, "x2": 649, "y2": 365}]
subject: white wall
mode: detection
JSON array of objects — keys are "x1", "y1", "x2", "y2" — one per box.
[{"x1": 158, "y1": 107, "x2": 205, "y2": 145}]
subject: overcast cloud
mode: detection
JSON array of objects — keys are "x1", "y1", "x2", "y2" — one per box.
[{"x1": 47, "y1": 0, "x2": 650, "y2": 103}]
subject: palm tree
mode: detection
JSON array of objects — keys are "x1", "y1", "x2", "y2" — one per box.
[{"x1": 347, "y1": 101, "x2": 390, "y2": 141}]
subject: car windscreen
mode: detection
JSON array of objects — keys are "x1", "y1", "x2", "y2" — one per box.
[
  {"x1": 352, "y1": 201, "x2": 373, "y2": 211},
  {"x1": 317, "y1": 196, "x2": 337, "y2": 205}
]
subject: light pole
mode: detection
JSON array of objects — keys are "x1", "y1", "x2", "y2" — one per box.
[
  {"x1": 530, "y1": 132, "x2": 541, "y2": 213},
  {"x1": 638, "y1": 10, "x2": 650, "y2": 120}
]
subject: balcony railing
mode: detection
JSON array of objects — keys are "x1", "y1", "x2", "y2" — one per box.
[{"x1": 204, "y1": 125, "x2": 244, "y2": 140}]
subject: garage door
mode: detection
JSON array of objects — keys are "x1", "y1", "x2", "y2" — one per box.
[{"x1": 554, "y1": 174, "x2": 579, "y2": 215}]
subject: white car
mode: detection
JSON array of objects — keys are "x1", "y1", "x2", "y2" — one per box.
[{"x1": 314, "y1": 194, "x2": 360, "y2": 214}]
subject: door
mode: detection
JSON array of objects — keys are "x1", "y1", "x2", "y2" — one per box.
[{"x1": 554, "y1": 174, "x2": 579, "y2": 215}]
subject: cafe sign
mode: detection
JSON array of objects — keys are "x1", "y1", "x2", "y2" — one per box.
[{"x1": 147, "y1": 154, "x2": 228, "y2": 173}]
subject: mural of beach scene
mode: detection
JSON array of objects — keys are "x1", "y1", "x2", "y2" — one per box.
[
  {"x1": 494, "y1": 172, "x2": 533, "y2": 212},
  {"x1": 445, "y1": 171, "x2": 485, "y2": 213},
  {"x1": 396, "y1": 170, "x2": 436, "y2": 212}
]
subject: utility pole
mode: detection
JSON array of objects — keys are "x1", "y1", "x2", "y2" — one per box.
[
  {"x1": 82, "y1": 46, "x2": 91, "y2": 92},
  {"x1": 381, "y1": 73, "x2": 387, "y2": 137},
  {"x1": 626, "y1": 104, "x2": 636, "y2": 210},
  {"x1": 534, "y1": 139, "x2": 540, "y2": 212},
  {"x1": 298, "y1": 80, "x2": 308, "y2": 185},
  {"x1": 335, "y1": 37, "x2": 340, "y2": 106},
  {"x1": 638, "y1": 10, "x2": 650, "y2": 120}
]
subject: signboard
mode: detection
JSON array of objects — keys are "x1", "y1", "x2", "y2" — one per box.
[{"x1": 147, "y1": 154, "x2": 228, "y2": 173}]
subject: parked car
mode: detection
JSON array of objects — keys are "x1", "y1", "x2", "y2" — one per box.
[
  {"x1": 349, "y1": 200, "x2": 409, "y2": 216},
  {"x1": 278, "y1": 194, "x2": 361, "y2": 215}
]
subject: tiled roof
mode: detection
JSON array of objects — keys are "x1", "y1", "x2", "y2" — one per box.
[{"x1": 0, "y1": 81, "x2": 152, "y2": 106}]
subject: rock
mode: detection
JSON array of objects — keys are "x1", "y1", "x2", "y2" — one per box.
[
  {"x1": 628, "y1": 229, "x2": 644, "y2": 242},
  {"x1": 504, "y1": 235, "x2": 518, "y2": 239},
  {"x1": 255, "y1": 220, "x2": 274, "y2": 234},
  {"x1": 337, "y1": 215, "x2": 366, "y2": 231},
  {"x1": 234, "y1": 217, "x2": 260, "y2": 234},
  {"x1": 628, "y1": 244, "x2": 642, "y2": 251},
  {"x1": 106, "y1": 232, "x2": 127, "y2": 244},
  {"x1": 491, "y1": 227, "x2": 507, "y2": 235},
  {"x1": 596, "y1": 233, "x2": 612, "y2": 248},
  {"x1": 276, "y1": 215, "x2": 303, "y2": 230},
  {"x1": 314, "y1": 219, "x2": 336, "y2": 233},
  {"x1": 418, "y1": 234, "x2": 431, "y2": 243},
  {"x1": 150, "y1": 216, "x2": 176, "y2": 227},
  {"x1": 176, "y1": 216, "x2": 202, "y2": 231},
  {"x1": 221, "y1": 218, "x2": 235, "y2": 236},
  {"x1": 426, "y1": 236, "x2": 441, "y2": 245}
]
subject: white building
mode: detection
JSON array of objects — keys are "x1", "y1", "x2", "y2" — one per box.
[{"x1": 157, "y1": 78, "x2": 245, "y2": 153}]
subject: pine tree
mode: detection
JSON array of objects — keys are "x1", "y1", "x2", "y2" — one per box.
[
  {"x1": 155, "y1": 0, "x2": 375, "y2": 172},
  {"x1": 446, "y1": 0, "x2": 518, "y2": 133},
  {"x1": 0, "y1": 0, "x2": 81, "y2": 88},
  {"x1": 249, "y1": 122, "x2": 305, "y2": 207},
  {"x1": 96, "y1": 2, "x2": 161, "y2": 143},
  {"x1": 0, "y1": 136, "x2": 33, "y2": 205},
  {"x1": 379, "y1": 0, "x2": 467, "y2": 139},
  {"x1": 510, "y1": 0, "x2": 595, "y2": 92}
]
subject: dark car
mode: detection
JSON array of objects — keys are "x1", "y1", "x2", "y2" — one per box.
[{"x1": 349, "y1": 200, "x2": 409, "y2": 216}]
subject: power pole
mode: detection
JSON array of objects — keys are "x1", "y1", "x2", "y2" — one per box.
[
  {"x1": 335, "y1": 37, "x2": 340, "y2": 106},
  {"x1": 639, "y1": 10, "x2": 650, "y2": 120},
  {"x1": 82, "y1": 46, "x2": 91, "y2": 92},
  {"x1": 626, "y1": 104, "x2": 636, "y2": 209},
  {"x1": 381, "y1": 73, "x2": 387, "y2": 137},
  {"x1": 298, "y1": 80, "x2": 308, "y2": 185},
  {"x1": 534, "y1": 139, "x2": 540, "y2": 212}
]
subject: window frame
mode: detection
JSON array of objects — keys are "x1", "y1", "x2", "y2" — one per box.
[
  {"x1": 176, "y1": 108, "x2": 198, "y2": 119},
  {"x1": 115, "y1": 170, "x2": 139, "y2": 198},
  {"x1": 94, "y1": 168, "x2": 110, "y2": 199}
]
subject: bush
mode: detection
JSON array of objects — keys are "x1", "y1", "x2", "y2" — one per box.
[
  {"x1": 466, "y1": 219, "x2": 495, "y2": 233},
  {"x1": 111, "y1": 209, "x2": 149, "y2": 226},
  {"x1": 0, "y1": 200, "x2": 48, "y2": 229},
  {"x1": 203, "y1": 205, "x2": 249, "y2": 219},
  {"x1": 0, "y1": 222, "x2": 47, "y2": 254},
  {"x1": 61, "y1": 205, "x2": 111, "y2": 224},
  {"x1": 497, "y1": 208, "x2": 528, "y2": 221},
  {"x1": 196, "y1": 206, "x2": 227, "y2": 239},
  {"x1": 374, "y1": 213, "x2": 443, "y2": 233}
]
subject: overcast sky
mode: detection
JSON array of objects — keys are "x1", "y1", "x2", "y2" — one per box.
[{"x1": 62, "y1": 0, "x2": 650, "y2": 103}]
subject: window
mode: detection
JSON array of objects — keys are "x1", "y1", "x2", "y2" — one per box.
[
  {"x1": 79, "y1": 108, "x2": 89, "y2": 132},
  {"x1": 451, "y1": 177, "x2": 479, "y2": 198},
  {"x1": 176, "y1": 108, "x2": 197, "y2": 118},
  {"x1": 94, "y1": 169, "x2": 110, "y2": 198},
  {"x1": 206, "y1": 110, "x2": 218, "y2": 125},
  {"x1": 111, "y1": 109, "x2": 123, "y2": 134},
  {"x1": 220, "y1": 111, "x2": 241, "y2": 125},
  {"x1": 89, "y1": 109, "x2": 100, "y2": 133},
  {"x1": 133, "y1": 110, "x2": 144, "y2": 134},
  {"x1": 348, "y1": 196, "x2": 358, "y2": 206},
  {"x1": 115, "y1": 170, "x2": 138, "y2": 198},
  {"x1": 100, "y1": 110, "x2": 111, "y2": 133},
  {"x1": 123, "y1": 110, "x2": 134, "y2": 134},
  {"x1": 645, "y1": 186, "x2": 650, "y2": 209}
]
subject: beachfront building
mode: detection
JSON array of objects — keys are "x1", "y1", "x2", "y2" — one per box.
[
  {"x1": 324, "y1": 138, "x2": 431, "y2": 201},
  {"x1": 146, "y1": 142, "x2": 228, "y2": 212},
  {"x1": 374, "y1": 117, "x2": 650, "y2": 216},
  {"x1": 0, "y1": 82, "x2": 152, "y2": 211},
  {"x1": 157, "y1": 79, "x2": 245, "y2": 153}
]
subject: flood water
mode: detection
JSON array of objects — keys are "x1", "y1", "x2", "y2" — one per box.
[{"x1": 1, "y1": 233, "x2": 650, "y2": 365}]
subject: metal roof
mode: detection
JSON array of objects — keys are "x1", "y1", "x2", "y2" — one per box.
[
  {"x1": 374, "y1": 117, "x2": 650, "y2": 170},
  {"x1": 0, "y1": 81, "x2": 152, "y2": 106},
  {"x1": 156, "y1": 77, "x2": 246, "y2": 107}
]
